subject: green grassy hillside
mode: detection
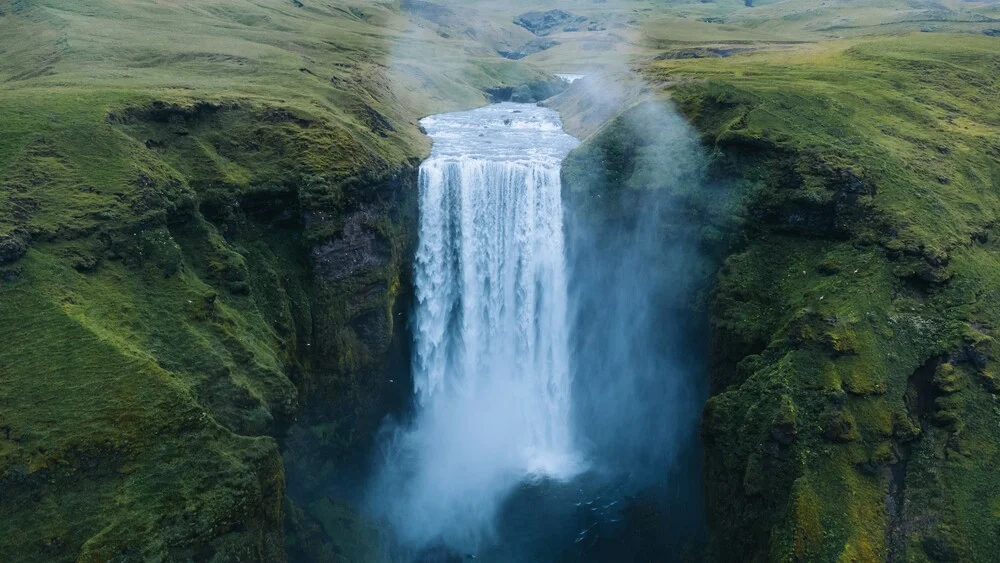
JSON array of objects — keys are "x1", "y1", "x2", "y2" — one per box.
[
  {"x1": 565, "y1": 31, "x2": 1000, "y2": 561},
  {"x1": 658, "y1": 33, "x2": 1000, "y2": 561},
  {"x1": 0, "y1": 0, "x2": 564, "y2": 560}
]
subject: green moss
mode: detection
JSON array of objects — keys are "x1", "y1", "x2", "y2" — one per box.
[
  {"x1": 934, "y1": 363, "x2": 965, "y2": 394},
  {"x1": 563, "y1": 32, "x2": 1000, "y2": 562},
  {"x1": 823, "y1": 408, "x2": 860, "y2": 443},
  {"x1": 0, "y1": 81, "x2": 418, "y2": 561},
  {"x1": 0, "y1": 250, "x2": 288, "y2": 560},
  {"x1": 790, "y1": 477, "x2": 823, "y2": 560}
]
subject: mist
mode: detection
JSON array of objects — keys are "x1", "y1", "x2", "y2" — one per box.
[
  {"x1": 566, "y1": 99, "x2": 711, "y2": 484},
  {"x1": 365, "y1": 2, "x2": 717, "y2": 559}
]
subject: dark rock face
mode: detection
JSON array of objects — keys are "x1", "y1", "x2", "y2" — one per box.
[
  {"x1": 0, "y1": 231, "x2": 27, "y2": 264},
  {"x1": 484, "y1": 79, "x2": 566, "y2": 103},
  {"x1": 497, "y1": 38, "x2": 560, "y2": 60},
  {"x1": 484, "y1": 85, "x2": 515, "y2": 102},
  {"x1": 282, "y1": 164, "x2": 417, "y2": 562},
  {"x1": 655, "y1": 47, "x2": 753, "y2": 60},
  {"x1": 311, "y1": 208, "x2": 390, "y2": 281},
  {"x1": 514, "y1": 9, "x2": 587, "y2": 36}
]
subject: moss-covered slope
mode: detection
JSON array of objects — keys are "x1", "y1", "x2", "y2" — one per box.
[
  {"x1": 651, "y1": 34, "x2": 1000, "y2": 561},
  {"x1": 0, "y1": 90, "x2": 413, "y2": 560},
  {"x1": 565, "y1": 31, "x2": 1000, "y2": 562},
  {"x1": 0, "y1": 0, "x2": 584, "y2": 557},
  {"x1": 0, "y1": 2, "x2": 460, "y2": 561}
]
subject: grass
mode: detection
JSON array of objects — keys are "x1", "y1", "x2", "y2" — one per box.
[
  {"x1": 0, "y1": 2, "x2": 429, "y2": 558},
  {"x1": 638, "y1": 32, "x2": 1000, "y2": 561},
  {"x1": 562, "y1": 26, "x2": 1000, "y2": 561}
]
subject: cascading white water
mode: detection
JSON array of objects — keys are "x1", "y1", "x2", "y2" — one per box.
[
  {"x1": 371, "y1": 103, "x2": 582, "y2": 551},
  {"x1": 414, "y1": 105, "x2": 581, "y2": 469}
]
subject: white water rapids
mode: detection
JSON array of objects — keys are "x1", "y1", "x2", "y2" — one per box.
[{"x1": 371, "y1": 103, "x2": 583, "y2": 550}]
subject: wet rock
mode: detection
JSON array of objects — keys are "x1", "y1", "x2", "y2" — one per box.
[
  {"x1": 352, "y1": 308, "x2": 391, "y2": 353},
  {"x1": 484, "y1": 86, "x2": 514, "y2": 102},
  {"x1": 510, "y1": 84, "x2": 534, "y2": 103},
  {"x1": 484, "y1": 79, "x2": 565, "y2": 103},
  {"x1": 312, "y1": 209, "x2": 390, "y2": 281}
]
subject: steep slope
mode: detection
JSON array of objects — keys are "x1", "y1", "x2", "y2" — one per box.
[
  {"x1": 566, "y1": 33, "x2": 1000, "y2": 561},
  {"x1": 0, "y1": 0, "x2": 563, "y2": 560},
  {"x1": 664, "y1": 35, "x2": 1000, "y2": 561},
  {"x1": 0, "y1": 93, "x2": 415, "y2": 561}
]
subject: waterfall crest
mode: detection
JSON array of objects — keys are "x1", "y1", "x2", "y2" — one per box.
[{"x1": 371, "y1": 103, "x2": 581, "y2": 550}]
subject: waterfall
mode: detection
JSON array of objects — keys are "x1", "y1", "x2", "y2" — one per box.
[{"x1": 371, "y1": 103, "x2": 582, "y2": 551}]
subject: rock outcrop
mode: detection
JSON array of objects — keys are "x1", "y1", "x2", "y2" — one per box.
[{"x1": 514, "y1": 9, "x2": 587, "y2": 36}]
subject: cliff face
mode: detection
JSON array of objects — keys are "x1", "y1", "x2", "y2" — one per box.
[
  {"x1": 0, "y1": 98, "x2": 416, "y2": 561},
  {"x1": 661, "y1": 36, "x2": 1000, "y2": 561},
  {"x1": 0, "y1": 0, "x2": 573, "y2": 558},
  {"x1": 564, "y1": 33, "x2": 1000, "y2": 562}
]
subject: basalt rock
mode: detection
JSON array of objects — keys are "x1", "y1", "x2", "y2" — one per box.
[
  {"x1": 0, "y1": 230, "x2": 28, "y2": 264},
  {"x1": 514, "y1": 10, "x2": 587, "y2": 36},
  {"x1": 311, "y1": 208, "x2": 391, "y2": 282},
  {"x1": 497, "y1": 38, "x2": 560, "y2": 60}
]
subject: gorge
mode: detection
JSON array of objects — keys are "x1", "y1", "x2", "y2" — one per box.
[{"x1": 3, "y1": 1, "x2": 1000, "y2": 562}]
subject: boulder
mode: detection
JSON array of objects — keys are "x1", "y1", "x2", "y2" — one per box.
[{"x1": 0, "y1": 232, "x2": 28, "y2": 265}]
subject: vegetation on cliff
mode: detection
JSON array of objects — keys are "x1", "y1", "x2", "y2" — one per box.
[
  {"x1": 665, "y1": 33, "x2": 1000, "y2": 561},
  {"x1": 566, "y1": 31, "x2": 1000, "y2": 561},
  {"x1": 0, "y1": 0, "x2": 560, "y2": 560}
]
